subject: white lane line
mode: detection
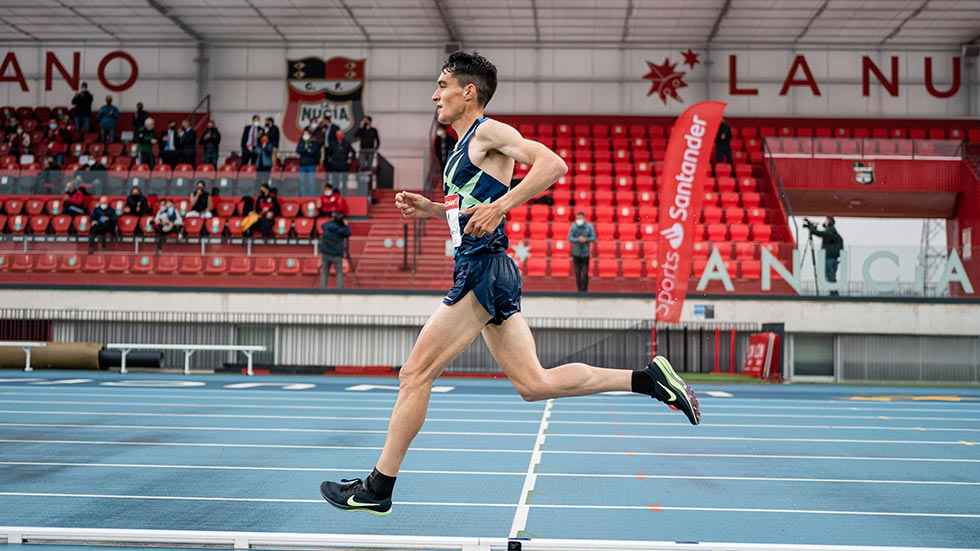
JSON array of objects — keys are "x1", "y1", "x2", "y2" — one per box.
[
  {"x1": 3, "y1": 460, "x2": 978, "y2": 486},
  {"x1": 0, "y1": 410, "x2": 540, "y2": 424},
  {"x1": 551, "y1": 413, "x2": 980, "y2": 421},
  {"x1": 0, "y1": 438, "x2": 531, "y2": 453},
  {"x1": 4, "y1": 408, "x2": 979, "y2": 426},
  {"x1": 545, "y1": 450, "x2": 980, "y2": 462},
  {"x1": 0, "y1": 422, "x2": 536, "y2": 437},
  {"x1": 1, "y1": 421, "x2": 977, "y2": 438},
  {"x1": 705, "y1": 391, "x2": 734, "y2": 397},
  {"x1": 1, "y1": 492, "x2": 977, "y2": 518},
  {"x1": 4, "y1": 389, "x2": 980, "y2": 414},
  {"x1": 0, "y1": 399, "x2": 542, "y2": 415},
  {"x1": 547, "y1": 434, "x2": 978, "y2": 446},
  {"x1": 510, "y1": 398, "x2": 553, "y2": 538}
]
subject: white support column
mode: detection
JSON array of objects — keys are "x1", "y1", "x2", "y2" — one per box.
[
  {"x1": 120, "y1": 349, "x2": 130, "y2": 374},
  {"x1": 243, "y1": 351, "x2": 254, "y2": 376},
  {"x1": 22, "y1": 347, "x2": 32, "y2": 372},
  {"x1": 183, "y1": 349, "x2": 196, "y2": 375}
]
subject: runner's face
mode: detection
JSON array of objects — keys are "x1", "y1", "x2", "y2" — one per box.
[{"x1": 433, "y1": 71, "x2": 465, "y2": 125}]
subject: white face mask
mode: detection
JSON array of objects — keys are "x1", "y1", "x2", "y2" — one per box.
[
  {"x1": 253, "y1": 121, "x2": 260, "y2": 127},
  {"x1": 49, "y1": 123, "x2": 57, "y2": 129},
  {"x1": 325, "y1": 189, "x2": 333, "y2": 196},
  {"x1": 576, "y1": 219, "x2": 585, "y2": 226},
  {"x1": 303, "y1": 133, "x2": 310, "y2": 140}
]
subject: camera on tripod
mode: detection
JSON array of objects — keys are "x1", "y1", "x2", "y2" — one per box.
[{"x1": 803, "y1": 217, "x2": 820, "y2": 232}]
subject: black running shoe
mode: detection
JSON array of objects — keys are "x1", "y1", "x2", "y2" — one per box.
[
  {"x1": 639, "y1": 355, "x2": 701, "y2": 425},
  {"x1": 320, "y1": 478, "x2": 392, "y2": 516}
]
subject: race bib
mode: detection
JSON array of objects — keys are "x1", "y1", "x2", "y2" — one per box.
[{"x1": 444, "y1": 194, "x2": 462, "y2": 248}]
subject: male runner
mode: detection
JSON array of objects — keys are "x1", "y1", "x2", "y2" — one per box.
[{"x1": 321, "y1": 51, "x2": 700, "y2": 516}]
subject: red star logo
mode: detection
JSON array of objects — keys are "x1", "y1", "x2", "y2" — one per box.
[
  {"x1": 681, "y1": 49, "x2": 700, "y2": 69},
  {"x1": 642, "y1": 58, "x2": 687, "y2": 105}
]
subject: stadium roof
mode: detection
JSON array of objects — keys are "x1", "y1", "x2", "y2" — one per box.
[{"x1": 0, "y1": 0, "x2": 977, "y2": 48}]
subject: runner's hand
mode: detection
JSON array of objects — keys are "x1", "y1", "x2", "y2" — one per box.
[
  {"x1": 462, "y1": 203, "x2": 505, "y2": 238},
  {"x1": 395, "y1": 191, "x2": 433, "y2": 219}
]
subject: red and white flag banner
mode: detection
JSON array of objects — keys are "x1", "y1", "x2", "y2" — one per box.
[{"x1": 655, "y1": 101, "x2": 727, "y2": 323}]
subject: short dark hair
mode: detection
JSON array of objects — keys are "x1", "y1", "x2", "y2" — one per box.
[{"x1": 442, "y1": 51, "x2": 497, "y2": 107}]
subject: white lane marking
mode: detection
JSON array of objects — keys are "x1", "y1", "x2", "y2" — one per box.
[
  {"x1": 3, "y1": 460, "x2": 978, "y2": 486},
  {"x1": 547, "y1": 434, "x2": 979, "y2": 446},
  {"x1": 545, "y1": 449, "x2": 980, "y2": 462},
  {"x1": 1, "y1": 492, "x2": 978, "y2": 518},
  {"x1": 3, "y1": 389, "x2": 979, "y2": 414},
  {"x1": 0, "y1": 399, "x2": 538, "y2": 415},
  {"x1": 0, "y1": 422, "x2": 535, "y2": 437},
  {"x1": 346, "y1": 384, "x2": 454, "y2": 393},
  {"x1": 2, "y1": 421, "x2": 978, "y2": 438},
  {"x1": 705, "y1": 391, "x2": 734, "y2": 397},
  {"x1": 2, "y1": 406, "x2": 978, "y2": 426},
  {"x1": 0, "y1": 438, "x2": 530, "y2": 453},
  {"x1": 510, "y1": 399, "x2": 553, "y2": 538}
]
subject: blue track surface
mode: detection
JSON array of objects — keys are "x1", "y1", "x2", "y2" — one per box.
[{"x1": 0, "y1": 370, "x2": 979, "y2": 549}]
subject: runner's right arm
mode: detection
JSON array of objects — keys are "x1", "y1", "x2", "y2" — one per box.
[{"x1": 395, "y1": 191, "x2": 445, "y2": 219}]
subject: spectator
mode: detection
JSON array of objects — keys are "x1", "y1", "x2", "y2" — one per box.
[
  {"x1": 46, "y1": 119, "x2": 69, "y2": 167},
  {"x1": 296, "y1": 129, "x2": 320, "y2": 196},
  {"x1": 240, "y1": 114, "x2": 261, "y2": 165},
  {"x1": 209, "y1": 187, "x2": 223, "y2": 218},
  {"x1": 308, "y1": 114, "x2": 339, "y2": 164},
  {"x1": 354, "y1": 116, "x2": 380, "y2": 171},
  {"x1": 4, "y1": 117, "x2": 18, "y2": 135},
  {"x1": 134, "y1": 118, "x2": 157, "y2": 168},
  {"x1": 185, "y1": 180, "x2": 213, "y2": 218},
  {"x1": 64, "y1": 180, "x2": 88, "y2": 216},
  {"x1": 152, "y1": 198, "x2": 183, "y2": 252},
  {"x1": 434, "y1": 125, "x2": 455, "y2": 169},
  {"x1": 96, "y1": 96, "x2": 120, "y2": 144},
  {"x1": 325, "y1": 130, "x2": 355, "y2": 190},
  {"x1": 9, "y1": 127, "x2": 29, "y2": 159},
  {"x1": 123, "y1": 185, "x2": 152, "y2": 216},
  {"x1": 252, "y1": 183, "x2": 279, "y2": 239},
  {"x1": 714, "y1": 117, "x2": 733, "y2": 168},
  {"x1": 318, "y1": 182, "x2": 349, "y2": 217},
  {"x1": 319, "y1": 211, "x2": 351, "y2": 289},
  {"x1": 134, "y1": 102, "x2": 150, "y2": 131},
  {"x1": 201, "y1": 120, "x2": 221, "y2": 167},
  {"x1": 161, "y1": 121, "x2": 179, "y2": 167},
  {"x1": 177, "y1": 119, "x2": 197, "y2": 166},
  {"x1": 256, "y1": 133, "x2": 275, "y2": 174},
  {"x1": 805, "y1": 216, "x2": 844, "y2": 296},
  {"x1": 71, "y1": 82, "x2": 94, "y2": 134},
  {"x1": 568, "y1": 211, "x2": 596, "y2": 293},
  {"x1": 88, "y1": 196, "x2": 117, "y2": 252},
  {"x1": 264, "y1": 116, "x2": 280, "y2": 157}
]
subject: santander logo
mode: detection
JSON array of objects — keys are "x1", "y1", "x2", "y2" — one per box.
[{"x1": 661, "y1": 223, "x2": 684, "y2": 249}]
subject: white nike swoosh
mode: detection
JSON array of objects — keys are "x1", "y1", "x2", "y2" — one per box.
[
  {"x1": 347, "y1": 495, "x2": 379, "y2": 507},
  {"x1": 657, "y1": 381, "x2": 677, "y2": 402}
]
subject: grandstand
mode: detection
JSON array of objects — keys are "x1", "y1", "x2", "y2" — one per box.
[{"x1": 1, "y1": 1, "x2": 980, "y2": 550}]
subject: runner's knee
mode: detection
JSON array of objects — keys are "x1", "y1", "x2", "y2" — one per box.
[
  {"x1": 513, "y1": 372, "x2": 551, "y2": 402},
  {"x1": 398, "y1": 360, "x2": 438, "y2": 390}
]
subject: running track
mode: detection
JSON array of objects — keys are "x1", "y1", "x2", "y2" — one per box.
[{"x1": 0, "y1": 370, "x2": 978, "y2": 550}]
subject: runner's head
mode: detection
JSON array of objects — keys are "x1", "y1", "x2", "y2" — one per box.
[{"x1": 433, "y1": 51, "x2": 497, "y2": 124}]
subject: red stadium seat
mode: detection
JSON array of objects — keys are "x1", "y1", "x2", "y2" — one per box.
[
  {"x1": 529, "y1": 204, "x2": 551, "y2": 221},
  {"x1": 640, "y1": 223, "x2": 658, "y2": 239},
  {"x1": 25, "y1": 199, "x2": 45, "y2": 215},
  {"x1": 178, "y1": 256, "x2": 203, "y2": 274},
  {"x1": 751, "y1": 224, "x2": 772, "y2": 241},
  {"x1": 527, "y1": 258, "x2": 547, "y2": 277},
  {"x1": 595, "y1": 223, "x2": 615, "y2": 239},
  {"x1": 34, "y1": 253, "x2": 57, "y2": 272},
  {"x1": 740, "y1": 260, "x2": 761, "y2": 280},
  {"x1": 183, "y1": 217, "x2": 205, "y2": 238},
  {"x1": 551, "y1": 239, "x2": 570, "y2": 258},
  {"x1": 254, "y1": 257, "x2": 276, "y2": 275},
  {"x1": 720, "y1": 192, "x2": 740, "y2": 207},
  {"x1": 10, "y1": 254, "x2": 34, "y2": 272},
  {"x1": 620, "y1": 240, "x2": 642, "y2": 258},
  {"x1": 228, "y1": 256, "x2": 252, "y2": 275},
  {"x1": 595, "y1": 206, "x2": 615, "y2": 222},
  {"x1": 273, "y1": 218, "x2": 291, "y2": 239},
  {"x1": 707, "y1": 224, "x2": 727, "y2": 241},
  {"x1": 596, "y1": 241, "x2": 616, "y2": 257},
  {"x1": 550, "y1": 257, "x2": 570, "y2": 277},
  {"x1": 131, "y1": 255, "x2": 154, "y2": 273},
  {"x1": 597, "y1": 259, "x2": 618, "y2": 278},
  {"x1": 735, "y1": 242, "x2": 756, "y2": 260},
  {"x1": 226, "y1": 217, "x2": 245, "y2": 238},
  {"x1": 730, "y1": 224, "x2": 750, "y2": 241},
  {"x1": 741, "y1": 192, "x2": 762, "y2": 208},
  {"x1": 553, "y1": 205, "x2": 572, "y2": 221},
  {"x1": 106, "y1": 255, "x2": 131, "y2": 273},
  {"x1": 618, "y1": 223, "x2": 638, "y2": 239},
  {"x1": 204, "y1": 256, "x2": 228, "y2": 274},
  {"x1": 58, "y1": 254, "x2": 81, "y2": 273},
  {"x1": 82, "y1": 255, "x2": 106, "y2": 273},
  {"x1": 702, "y1": 206, "x2": 723, "y2": 224},
  {"x1": 280, "y1": 201, "x2": 300, "y2": 218},
  {"x1": 51, "y1": 215, "x2": 72, "y2": 235},
  {"x1": 692, "y1": 242, "x2": 710, "y2": 259},
  {"x1": 155, "y1": 255, "x2": 178, "y2": 274},
  {"x1": 7, "y1": 215, "x2": 27, "y2": 235},
  {"x1": 72, "y1": 216, "x2": 91, "y2": 236},
  {"x1": 725, "y1": 207, "x2": 746, "y2": 224},
  {"x1": 294, "y1": 218, "x2": 314, "y2": 238},
  {"x1": 205, "y1": 217, "x2": 225, "y2": 237},
  {"x1": 510, "y1": 205, "x2": 530, "y2": 222},
  {"x1": 117, "y1": 215, "x2": 139, "y2": 237},
  {"x1": 716, "y1": 177, "x2": 736, "y2": 193},
  {"x1": 528, "y1": 222, "x2": 548, "y2": 239},
  {"x1": 509, "y1": 221, "x2": 527, "y2": 238},
  {"x1": 29, "y1": 215, "x2": 51, "y2": 235},
  {"x1": 301, "y1": 257, "x2": 321, "y2": 275},
  {"x1": 622, "y1": 259, "x2": 642, "y2": 278},
  {"x1": 746, "y1": 208, "x2": 767, "y2": 224}
]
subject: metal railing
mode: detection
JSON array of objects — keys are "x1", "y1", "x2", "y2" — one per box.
[{"x1": 764, "y1": 137, "x2": 963, "y2": 160}]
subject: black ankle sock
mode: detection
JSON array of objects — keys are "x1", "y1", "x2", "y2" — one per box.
[
  {"x1": 366, "y1": 467, "x2": 396, "y2": 498},
  {"x1": 631, "y1": 369, "x2": 654, "y2": 396}
]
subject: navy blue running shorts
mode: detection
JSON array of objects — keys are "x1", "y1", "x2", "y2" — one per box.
[{"x1": 443, "y1": 253, "x2": 523, "y2": 325}]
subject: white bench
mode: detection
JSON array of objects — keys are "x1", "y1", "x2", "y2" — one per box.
[
  {"x1": 105, "y1": 344, "x2": 267, "y2": 376},
  {"x1": 0, "y1": 341, "x2": 48, "y2": 371}
]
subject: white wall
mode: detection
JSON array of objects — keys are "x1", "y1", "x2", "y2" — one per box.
[
  {"x1": 1, "y1": 45, "x2": 975, "y2": 189},
  {"x1": 2, "y1": 287, "x2": 978, "y2": 337}
]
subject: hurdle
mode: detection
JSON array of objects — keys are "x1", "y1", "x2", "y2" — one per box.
[
  {"x1": 105, "y1": 343, "x2": 267, "y2": 376},
  {"x1": 0, "y1": 341, "x2": 47, "y2": 372}
]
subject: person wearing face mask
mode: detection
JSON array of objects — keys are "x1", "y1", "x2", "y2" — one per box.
[
  {"x1": 124, "y1": 185, "x2": 152, "y2": 216},
  {"x1": 201, "y1": 120, "x2": 221, "y2": 167},
  {"x1": 47, "y1": 120, "x2": 69, "y2": 168},
  {"x1": 152, "y1": 198, "x2": 183, "y2": 252},
  {"x1": 325, "y1": 130, "x2": 355, "y2": 190},
  {"x1": 134, "y1": 102, "x2": 150, "y2": 131},
  {"x1": 88, "y1": 196, "x2": 117, "y2": 252},
  {"x1": 264, "y1": 117, "x2": 280, "y2": 158},
  {"x1": 568, "y1": 211, "x2": 596, "y2": 292},
  {"x1": 240, "y1": 115, "x2": 262, "y2": 165},
  {"x1": 96, "y1": 96, "x2": 120, "y2": 144},
  {"x1": 318, "y1": 182, "x2": 349, "y2": 218},
  {"x1": 297, "y1": 130, "x2": 321, "y2": 196},
  {"x1": 185, "y1": 180, "x2": 213, "y2": 219},
  {"x1": 71, "y1": 82, "x2": 94, "y2": 134},
  {"x1": 177, "y1": 119, "x2": 197, "y2": 166},
  {"x1": 134, "y1": 118, "x2": 157, "y2": 168},
  {"x1": 255, "y1": 133, "x2": 275, "y2": 174},
  {"x1": 64, "y1": 180, "x2": 88, "y2": 216},
  {"x1": 161, "y1": 121, "x2": 179, "y2": 167}
]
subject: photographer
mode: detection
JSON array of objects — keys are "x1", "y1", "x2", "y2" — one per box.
[{"x1": 805, "y1": 216, "x2": 844, "y2": 295}]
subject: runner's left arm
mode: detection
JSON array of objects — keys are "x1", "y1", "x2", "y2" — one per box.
[{"x1": 463, "y1": 121, "x2": 567, "y2": 237}]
